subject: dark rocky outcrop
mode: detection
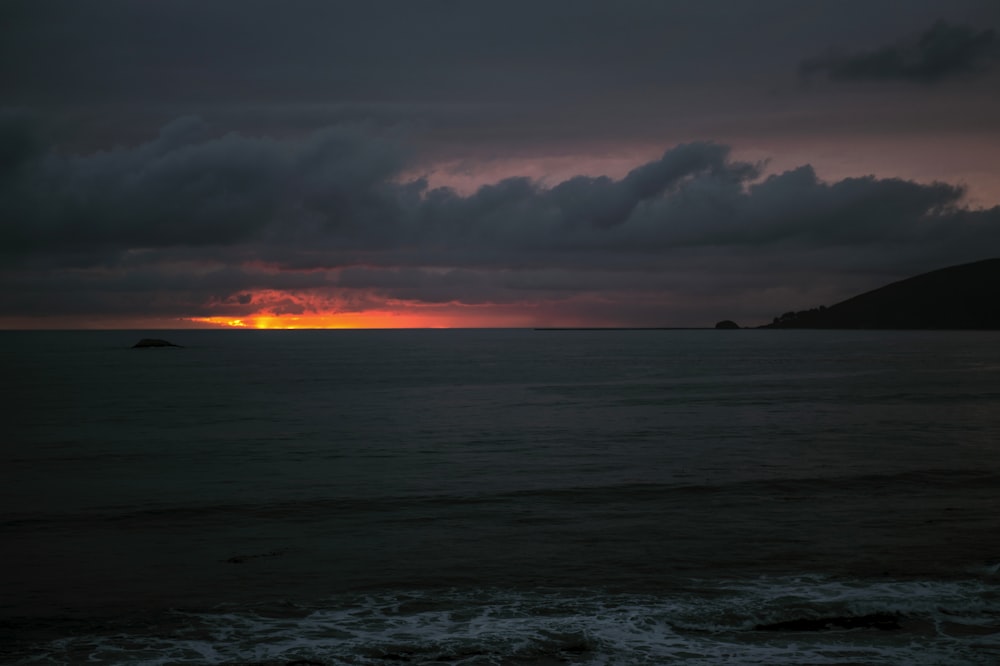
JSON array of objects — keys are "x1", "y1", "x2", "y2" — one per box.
[
  {"x1": 754, "y1": 612, "x2": 902, "y2": 632},
  {"x1": 132, "y1": 338, "x2": 183, "y2": 348},
  {"x1": 764, "y1": 258, "x2": 1000, "y2": 329},
  {"x1": 714, "y1": 320, "x2": 740, "y2": 329}
]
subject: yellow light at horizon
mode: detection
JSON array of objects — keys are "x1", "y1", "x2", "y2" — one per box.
[
  {"x1": 186, "y1": 292, "x2": 558, "y2": 329},
  {"x1": 190, "y1": 311, "x2": 454, "y2": 329}
]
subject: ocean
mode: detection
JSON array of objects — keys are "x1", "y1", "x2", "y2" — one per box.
[{"x1": 2, "y1": 329, "x2": 999, "y2": 665}]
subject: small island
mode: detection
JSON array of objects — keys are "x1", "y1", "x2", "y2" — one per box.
[{"x1": 132, "y1": 338, "x2": 183, "y2": 348}]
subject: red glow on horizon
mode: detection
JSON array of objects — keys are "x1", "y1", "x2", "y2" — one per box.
[
  {"x1": 176, "y1": 282, "x2": 667, "y2": 329},
  {"x1": 191, "y1": 311, "x2": 455, "y2": 329},
  {"x1": 188, "y1": 303, "x2": 556, "y2": 330},
  {"x1": 0, "y1": 291, "x2": 633, "y2": 330},
  {"x1": 181, "y1": 285, "x2": 611, "y2": 329}
]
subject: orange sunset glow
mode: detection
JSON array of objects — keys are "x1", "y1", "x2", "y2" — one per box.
[
  {"x1": 181, "y1": 286, "x2": 601, "y2": 329},
  {"x1": 189, "y1": 304, "x2": 549, "y2": 329},
  {"x1": 192, "y1": 311, "x2": 451, "y2": 329}
]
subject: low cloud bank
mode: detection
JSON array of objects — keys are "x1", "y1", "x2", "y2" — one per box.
[{"x1": 2, "y1": 115, "x2": 998, "y2": 326}]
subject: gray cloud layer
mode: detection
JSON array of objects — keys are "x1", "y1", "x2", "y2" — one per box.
[
  {"x1": 5, "y1": 1, "x2": 998, "y2": 160},
  {"x1": 801, "y1": 20, "x2": 999, "y2": 83},
  {"x1": 2, "y1": 117, "x2": 998, "y2": 326}
]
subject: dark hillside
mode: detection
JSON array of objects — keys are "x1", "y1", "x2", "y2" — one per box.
[{"x1": 764, "y1": 258, "x2": 1000, "y2": 329}]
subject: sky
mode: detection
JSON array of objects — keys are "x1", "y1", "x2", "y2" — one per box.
[{"x1": 2, "y1": 0, "x2": 1000, "y2": 329}]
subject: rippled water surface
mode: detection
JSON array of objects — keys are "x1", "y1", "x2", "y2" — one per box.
[{"x1": 3, "y1": 329, "x2": 1000, "y2": 664}]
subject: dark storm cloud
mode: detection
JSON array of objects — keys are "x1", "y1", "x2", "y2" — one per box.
[
  {"x1": 1, "y1": 1, "x2": 751, "y2": 103},
  {"x1": 7, "y1": 1, "x2": 997, "y2": 152},
  {"x1": 0, "y1": 115, "x2": 405, "y2": 261},
  {"x1": 801, "y1": 20, "x2": 999, "y2": 83},
  {"x1": 3, "y1": 118, "x2": 1000, "y2": 324}
]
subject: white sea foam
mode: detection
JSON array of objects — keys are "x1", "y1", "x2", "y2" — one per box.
[
  {"x1": 719, "y1": 574, "x2": 1000, "y2": 625},
  {"x1": 16, "y1": 577, "x2": 1000, "y2": 665}
]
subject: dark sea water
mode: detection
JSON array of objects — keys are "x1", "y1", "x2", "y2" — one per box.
[{"x1": 2, "y1": 329, "x2": 1000, "y2": 665}]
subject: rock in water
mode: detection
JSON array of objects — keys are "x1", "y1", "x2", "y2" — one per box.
[
  {"x1": 714, "y1": 320, "x2": 740, "y2": 329},
  {"x1": 132, "y1": 338, "x2": 182, "y2": 348}
]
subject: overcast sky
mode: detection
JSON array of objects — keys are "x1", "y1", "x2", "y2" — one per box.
[{"x1": 2, "y1": 0, "x2": 999, "y2": 328}]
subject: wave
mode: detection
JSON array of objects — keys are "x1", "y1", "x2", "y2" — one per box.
[{"x1": 7, "y1": 575, "x2": 999, "y2": 665}]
